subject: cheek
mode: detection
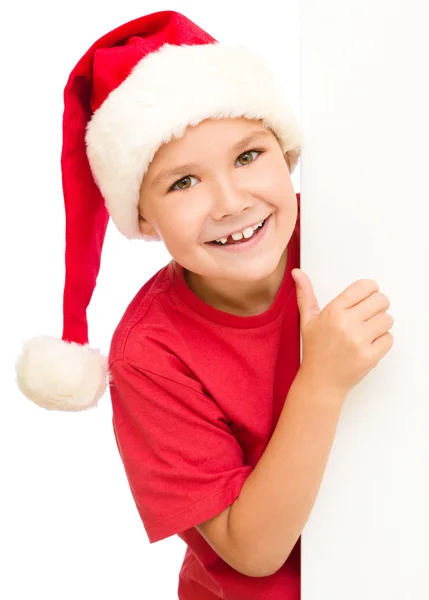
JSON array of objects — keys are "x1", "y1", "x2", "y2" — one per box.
[
  {"x1": 171, "y1": 200, "x2": 207, "y2": 229},
  {"x1": 256, "y1": 156, "x2": 291, "y2": 189},
  {"x1": 258, "y1": 175, "x2": 292, "y2": 207},
  {"x1": 269, "y1": 165, "x2": 295, "y2": 199},
  {"x1": 159, "y1": 210, "x2": 204, "y2": 245}
]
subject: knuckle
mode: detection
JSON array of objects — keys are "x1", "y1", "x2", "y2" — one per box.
[
  {"x1": 376, "y1": 292, "x2": 390, "y2": 309},
  {"x1": 379, "y1": 312, "x2": 394, "y2": 328},
  {"x1": 386, "y1": 313, "x2": 394, "y2": 326},
  {"x1": 360, "y1": 279, "x2": 379, "y2": 294},
  {"x1": 382, "y1": 332, "x2": 395, "y2": 353}
]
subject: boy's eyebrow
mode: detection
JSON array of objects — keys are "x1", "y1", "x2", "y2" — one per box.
[{"x1": 151, "y1": 129, "x2": 273, "y2": 187}]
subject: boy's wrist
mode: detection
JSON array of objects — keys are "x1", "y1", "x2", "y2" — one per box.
[{"x1": 295, "y1": 366, "x2": 348, "y2": 411}]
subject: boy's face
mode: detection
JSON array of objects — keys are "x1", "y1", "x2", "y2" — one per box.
[{"x1": 138, "y1": 117, "x2": 297, "y2": 285}]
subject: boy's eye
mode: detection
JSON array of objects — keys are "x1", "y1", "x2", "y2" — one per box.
[
  {"x1": 170, "y1": 175, "x2": 198, "y2": 192},
  {"x1": 168, "y1": 149, "x2": 262, "y2": 192},
  {"x1": 236, "y1": 150, "x2": 260, "y2": 166}
]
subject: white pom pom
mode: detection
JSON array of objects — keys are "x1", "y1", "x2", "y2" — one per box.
[{"x1": 15, "y1": 335, "x2": 109, "y2": 412}]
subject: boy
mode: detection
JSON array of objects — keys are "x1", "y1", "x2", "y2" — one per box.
[
  {"x1": 15, "y1": 9, "x2": 394, "y2": 600},
  {"x1": 108, "y1": 114, "x2": 302, "y2": 597}
]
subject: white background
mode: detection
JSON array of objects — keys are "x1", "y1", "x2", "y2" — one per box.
[{"x1": 1, "y1": 2, "x2": 300, "y2": 599}]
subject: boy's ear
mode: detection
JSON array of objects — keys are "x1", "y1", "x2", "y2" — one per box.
[{"x1": 138, "y1": 215, "x2": 162, "y2": 241}]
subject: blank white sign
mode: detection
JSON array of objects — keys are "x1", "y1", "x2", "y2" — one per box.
[{"x1": 301, "y1": 1, "x2": 429, "y2": 598}]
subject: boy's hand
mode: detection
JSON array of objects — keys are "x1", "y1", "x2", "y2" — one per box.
[{"x1": 291, "y1": 269, "x2": 395, "y2": 400}]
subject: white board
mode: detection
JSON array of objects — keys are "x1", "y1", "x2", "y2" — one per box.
[{"x1": 301, "y1": 1, "x2": 429, "y2": 597}]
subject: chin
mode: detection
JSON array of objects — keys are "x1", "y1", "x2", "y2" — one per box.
[{"x1": 225, "y1": 256, "x2": 282, "y2": 280}]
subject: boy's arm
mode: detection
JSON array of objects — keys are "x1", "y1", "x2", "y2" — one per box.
[{"x1": 196, "y1": 368, "x2": 346, "y2": 577}]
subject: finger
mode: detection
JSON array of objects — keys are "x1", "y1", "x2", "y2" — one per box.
[
  {"x1": 336, "y1": 279, "x2": 380, "y2": 310},
  {"x1": 365, "y1": 312, "x2": 394, "y2": 342},
  {"x1": 370, "y1": 331, "x2": 395, "y2": 361},
  {"x1": 354, "y1": 291, "x2": 390, "y2": 322}
]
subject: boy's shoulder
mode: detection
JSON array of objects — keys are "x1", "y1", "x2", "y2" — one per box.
[{"x1": 108, "y1": 262, "x2": 178, "y2": 365}]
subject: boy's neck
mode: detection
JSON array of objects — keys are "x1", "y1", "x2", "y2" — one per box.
[{"x1": 183, "y1": 247, "x2": 288, "y2": 317}]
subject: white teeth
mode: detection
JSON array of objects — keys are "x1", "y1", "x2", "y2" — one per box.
[
  {"x1": 242, "y1": 226, "x2": 255, "y2": 239},
  {"x1": 214, "y1": 219, "x2": 265, "y2": 244}
]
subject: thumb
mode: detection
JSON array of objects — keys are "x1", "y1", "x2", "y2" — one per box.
[{"x1": 291, "y1": 268, "x2": 321, "y2": 330}]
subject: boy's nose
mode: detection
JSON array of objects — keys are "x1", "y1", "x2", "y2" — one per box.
[{"x1": 209, "y1": 179, "x2": 254, "y2": 220}]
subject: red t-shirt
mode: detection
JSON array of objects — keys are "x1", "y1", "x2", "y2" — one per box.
[{"x1": 108, "y1": 193, "x2": 301, "y2": 599}]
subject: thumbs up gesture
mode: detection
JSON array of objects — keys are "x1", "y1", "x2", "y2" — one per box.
[{"x1": 291, "y1": 269, "x2": 395, "y2": 400}]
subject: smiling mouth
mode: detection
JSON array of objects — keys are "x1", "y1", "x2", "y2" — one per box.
[{"x1": 207, "y1": 218, "x2": 268, "y2": 246}]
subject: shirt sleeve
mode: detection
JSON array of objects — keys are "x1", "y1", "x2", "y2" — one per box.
[{"x1": 109, "y1": 359, "x2": 253, "y2": 544}]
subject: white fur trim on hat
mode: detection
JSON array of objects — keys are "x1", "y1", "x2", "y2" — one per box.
[
  {"x1": 85, "y1": 42, "x2": 302, "y2": 240},
  {"x1": 15, "y1": 336, "x2": 109, "y2": 412}
]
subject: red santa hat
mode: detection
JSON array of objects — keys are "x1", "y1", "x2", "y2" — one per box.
[{"x1": 15, "y1": 10, "x2": 302, "y2": 412}]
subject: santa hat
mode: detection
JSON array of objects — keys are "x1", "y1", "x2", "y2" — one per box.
[{"x1": 15, "y1": 10, "x2": 302, "y2": 412}]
